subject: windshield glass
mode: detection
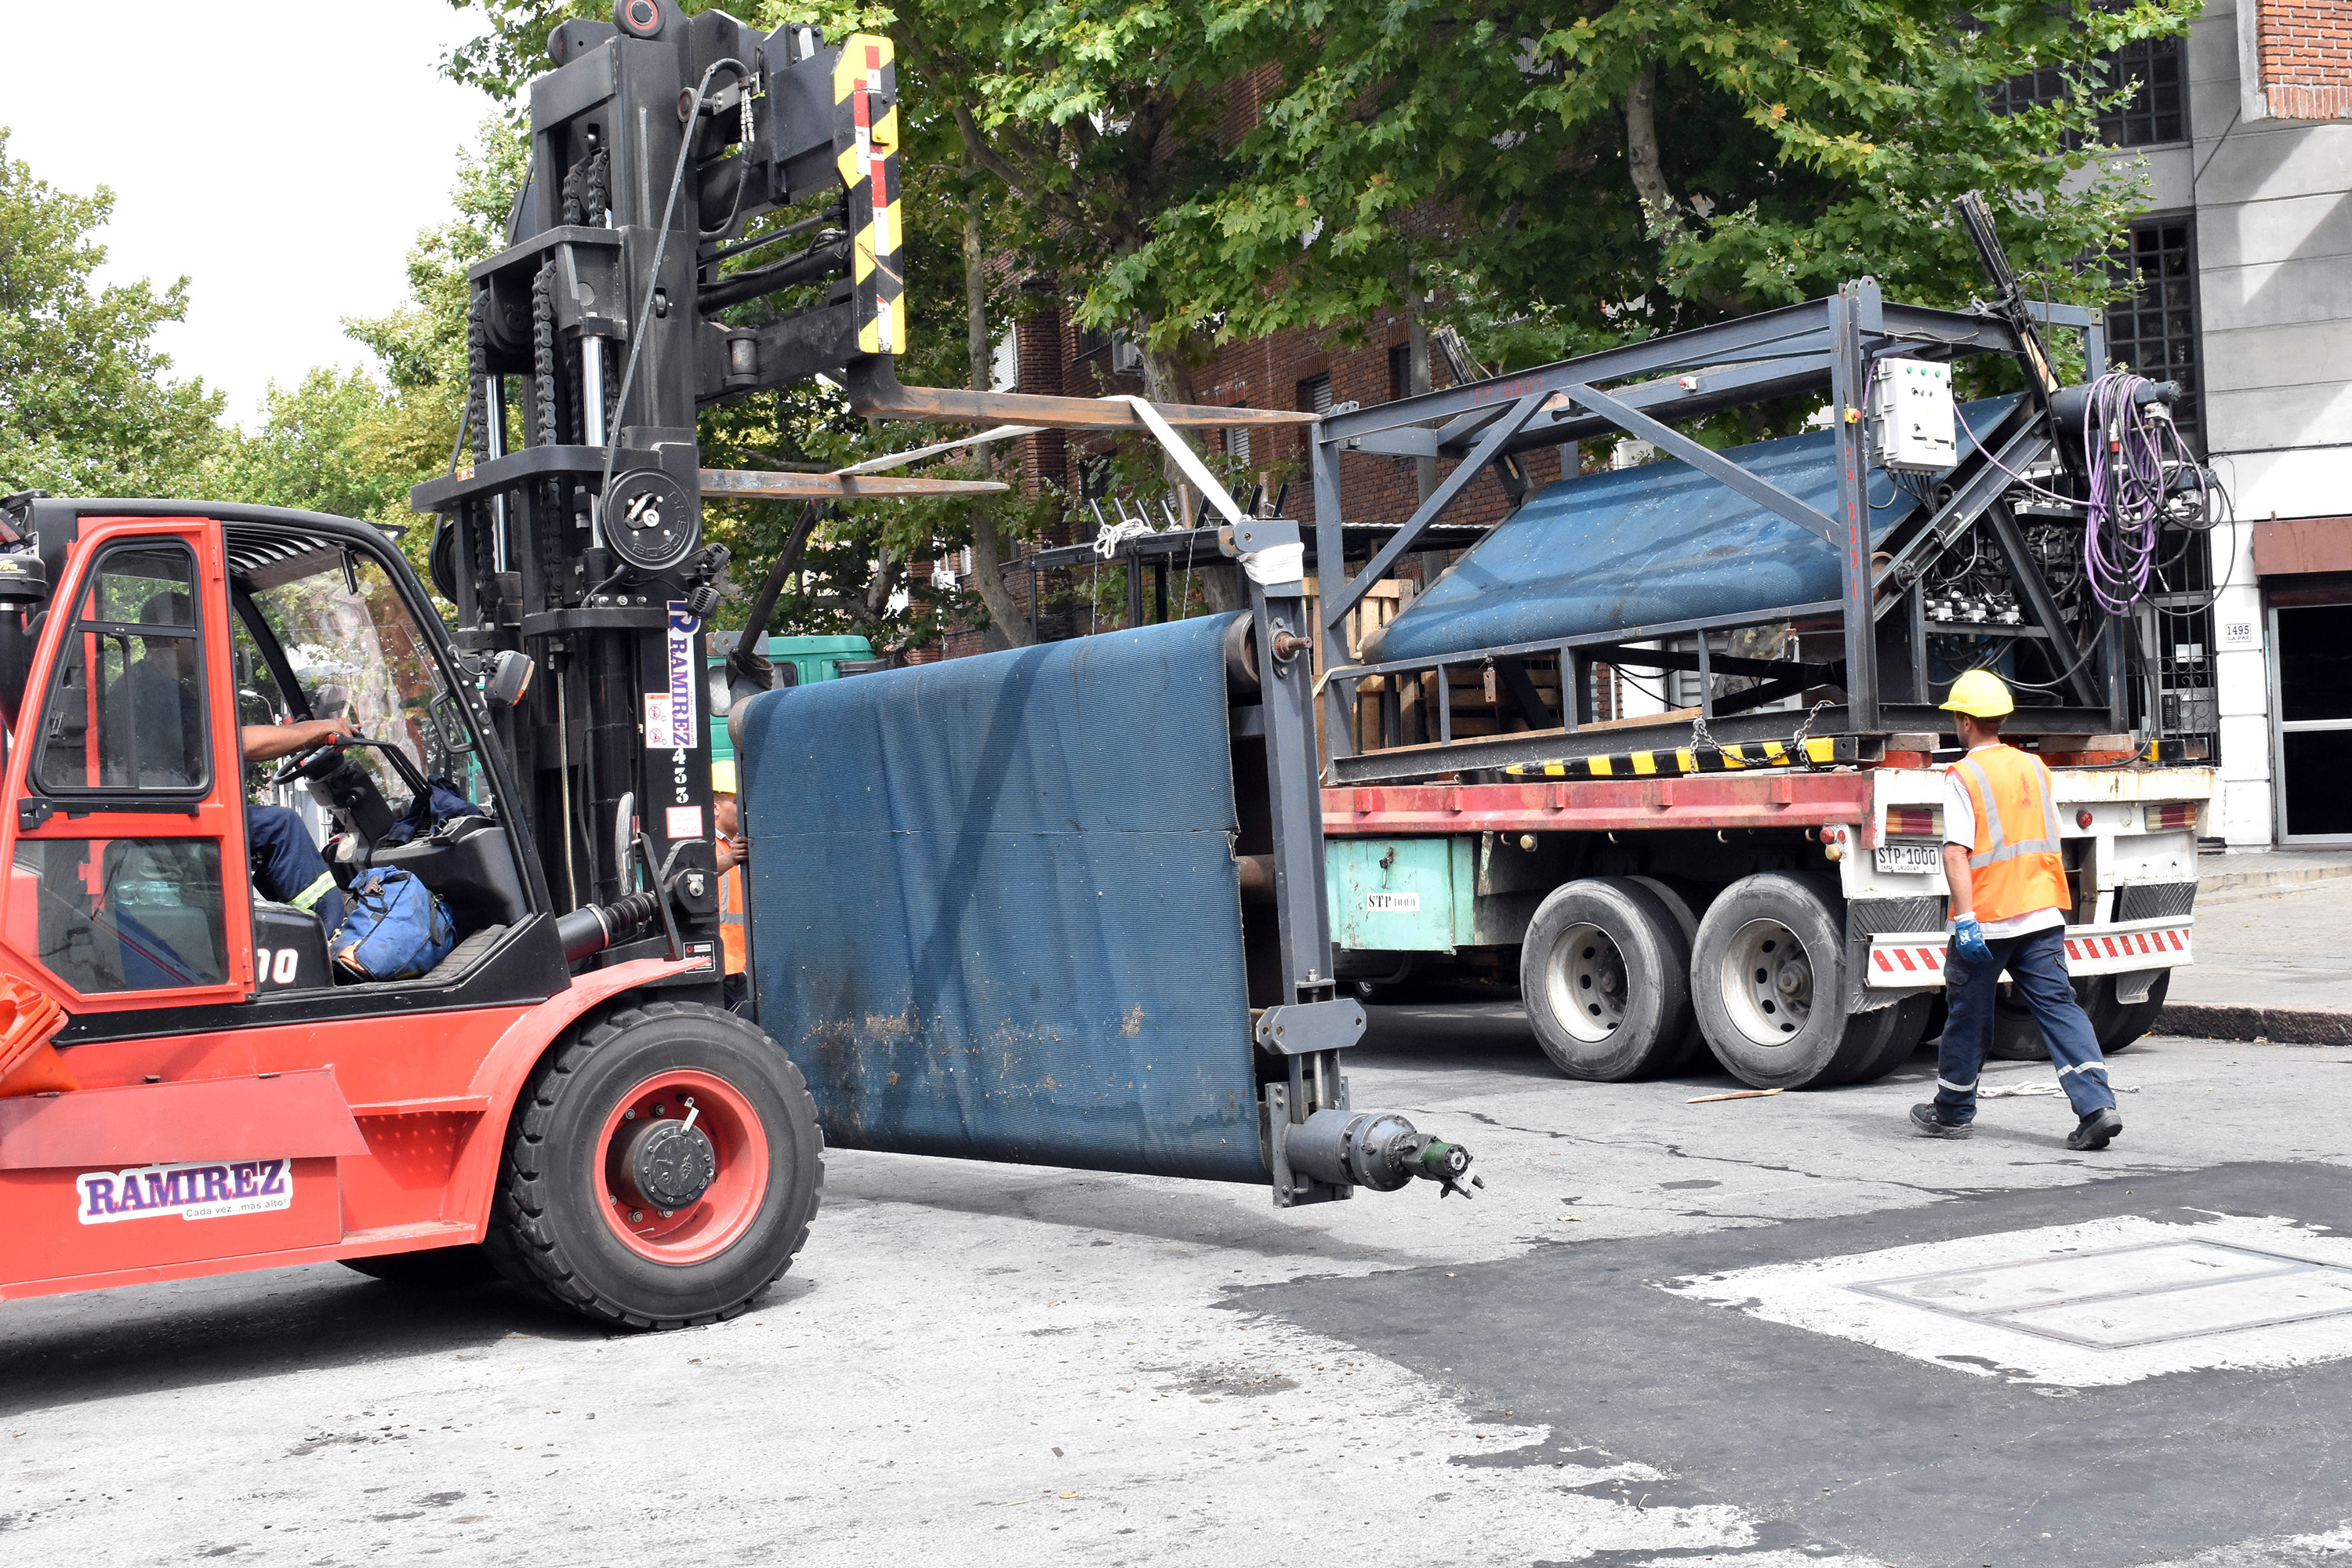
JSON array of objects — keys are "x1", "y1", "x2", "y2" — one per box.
[{"x1": 246, "y1": 548, "x2": 466, "y2": 811}]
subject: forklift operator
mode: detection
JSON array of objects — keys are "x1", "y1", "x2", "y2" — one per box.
[{"x1": 116, "y1": 591, "x2": 350, "y2": 937}]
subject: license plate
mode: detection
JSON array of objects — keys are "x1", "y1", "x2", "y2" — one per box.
[{"x1": 1875, "y1": 841, "x2": 1942, "y2": 875}]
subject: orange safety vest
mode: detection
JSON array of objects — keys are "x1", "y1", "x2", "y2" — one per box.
[
  {"x1": 719, "y1": 847, "x2": 746, "y2": 975},
  {"x1": 1951, "y1": 744, "x2": 2071, "y2": 924}
]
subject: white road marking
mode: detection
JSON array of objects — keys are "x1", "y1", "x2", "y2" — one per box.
[{"x1": 1664, "y1": 1213, "x2": 2352, "y2": 1387}]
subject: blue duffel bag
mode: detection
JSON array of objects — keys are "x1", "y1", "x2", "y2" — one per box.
[{"x1": 331, "y1": 867, "x2": 457, "y2": 982}]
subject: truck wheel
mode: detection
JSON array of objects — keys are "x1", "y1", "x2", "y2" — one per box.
[
  {"x1": 1628, "y1": 877, "x2": 1709, "y2": 1071},
  {"x1": 2101, "y1": 971, "x2": 2170, "y2": 1052},
  {"x1": 487, "y1": 1000, "x2": 824, "y2": 1330},
  {"x1": 1844, "y1": 993, "x2": 1936, "y2": 1085},
  {"x1": 342, "y1": 1246, "x2": 499, "y2": 1287},
  {"x1": 1692, "y1": 873, "x2": 1892, "y2": 1090},
  {"x1": 1519, "y1": 877, "x2": 1693, "y2": 1080},
  {"x1": 1987, "y1": 978, "x2": 2115, "y2": 1061}
]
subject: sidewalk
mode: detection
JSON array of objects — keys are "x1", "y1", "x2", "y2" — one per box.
[{"x1": 2161, "y1": 854, "x2": 2352, "y2": 1043}]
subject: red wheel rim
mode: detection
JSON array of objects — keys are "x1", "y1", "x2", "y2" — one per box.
[{"x1": 593, "y1": 1069, "x2": 769, "y2": 1265}]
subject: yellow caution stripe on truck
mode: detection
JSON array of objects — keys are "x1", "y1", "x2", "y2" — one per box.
[{"x1": 1501, "y1": 734, "x2": 1855, "y2": 780}]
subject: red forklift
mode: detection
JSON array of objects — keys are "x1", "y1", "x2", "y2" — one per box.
[{"x1": 0, "y1": 8, "x2": 1472, "y2": 1329}]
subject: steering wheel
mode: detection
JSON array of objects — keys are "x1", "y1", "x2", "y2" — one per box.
[{"x1": 270, "y1": 734, "x2": 350, "y2": 789}]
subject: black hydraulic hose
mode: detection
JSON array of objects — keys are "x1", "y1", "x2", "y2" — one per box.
[{"x1": 596, "y1": 57, "x2": 748, "y2": 509}]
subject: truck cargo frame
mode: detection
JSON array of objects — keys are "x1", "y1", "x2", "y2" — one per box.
[{"x1": 1308, "y1": 281, "x2": 2125, "y2": 786}]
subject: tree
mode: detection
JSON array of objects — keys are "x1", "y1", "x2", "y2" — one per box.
[
  {"x1": 0, "y1": 128, "x2": 227, "y2": 499},
  {"x1": 1117, "y1": 0, "x2": 2200, "y2": 379},
  {"x1": 206, "y1": 368, "x2": 407, "y2": 523}
]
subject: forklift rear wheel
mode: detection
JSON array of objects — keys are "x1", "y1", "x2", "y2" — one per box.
[
  {"x1": 488, "y1": 1001, "x2": 824, "y2": 1330},
  {"x1": 1692, "y1": 873, "x2": 1894, "y2": 1090},
  {"x1": 1519, "y1": 877, "x2": 1693, "y2": 1081}
]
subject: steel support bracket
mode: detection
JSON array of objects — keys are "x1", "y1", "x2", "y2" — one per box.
[{"x1": 1254, "y1": 1000, "x2": 1368, "y2": 1056}]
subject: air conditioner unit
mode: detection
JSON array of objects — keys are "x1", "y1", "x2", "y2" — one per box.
[{"x1": 1109, "y1": 333, "x2": 1145, "y2": 376}]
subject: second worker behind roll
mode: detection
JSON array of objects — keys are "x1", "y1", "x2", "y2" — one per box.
[{"x1": 1911, "y1": 669, "x2": 2124, "y2": 1151}]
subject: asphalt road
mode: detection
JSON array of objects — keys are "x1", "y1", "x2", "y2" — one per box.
[{"x1": 7, "y1": 1012, "x2": 2352, "y2": 1567}]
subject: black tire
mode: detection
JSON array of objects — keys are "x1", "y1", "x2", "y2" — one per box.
[
  {"x1": 342, "y1": 1245, "x2": 500, "y2": 1287},
  {"x1": 1628, "y1": 876, "x2": 1709, "y2": 1072},
  {"x1": 2102, "y1": 969, "x2": 2169, "y2": 1051},
  {"x1": 486, "y1": 1000, "x2": 824, "y2": 1330},
  {"x1": 1846, "y1": 993, "x2": 1936, "y2": 1085},
  {"x1": 1987, "y1": 976, "x2": 2115, "y2": 1062},
  {"x1": 1691, "y1": 872, "x2": 1891, "y2": 1090},
  {"x1": 1519, "y1": 877, "x2": 1694, "y2": 1081}
]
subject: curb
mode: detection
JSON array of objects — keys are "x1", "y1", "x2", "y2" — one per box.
[
  {"x1": 2197, "y1": 862, "x2": 2352, "y2": 893},
  {"x1": 2158, "y1": 1003, "x2": 2352, "y2": 1047}
]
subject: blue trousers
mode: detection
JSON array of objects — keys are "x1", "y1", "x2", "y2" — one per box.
[
  {"x1": 1936, "y1": 924, "x2": 2116, "y2": 1123},
  {"x1": 247, "y1": 805, "x2": 345, "y2": 936}
]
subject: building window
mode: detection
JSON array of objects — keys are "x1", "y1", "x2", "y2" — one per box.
[
  {"x1": 2096, "y1": 33, "x2": 2186, "y2": 145},
  {"x1": 1226, "y1": 426, "x2": 1252, "y2": 466},
  {"x1": 1388, "y1": 343, "x2": 1413, "y2": 402},
  {"x1": 1298, "y1": 372, "x2": 1333, "y2": 416},
  {"x1": 2104, "y1": 215, "x2": 2202, "y2": 449},
  {"x1": 1988, "y1": 27, "x2": 2185, "y2": 147},
  {"x1": 1073, "y1": 324, "x2": 1111, "y2": 360}
]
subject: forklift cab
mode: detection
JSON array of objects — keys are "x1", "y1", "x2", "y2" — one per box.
[{"x1": 2, "y1": 499, "x2": 553, "y2": 1023}]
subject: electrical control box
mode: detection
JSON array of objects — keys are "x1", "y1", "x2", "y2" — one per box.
[{"x1": 1868, "y1": 357, "x2": 1956, "y2": 474}]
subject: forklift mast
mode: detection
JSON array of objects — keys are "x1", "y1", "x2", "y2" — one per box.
[{"x1": 408, "y1": 7, "x2": 909, "y2": 991}]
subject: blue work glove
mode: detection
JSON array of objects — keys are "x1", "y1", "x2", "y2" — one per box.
[{"x1": 1948, "y1": 913, "x2": 1993, "y2": 963}]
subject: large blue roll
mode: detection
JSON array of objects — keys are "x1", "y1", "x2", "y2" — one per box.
[
  {"x1": 730, "y1": 613, "x2": 1269, "y2": 1183},
  {"x1": 1370, "y1": 397, "x2": 2016, "y2": 662}
]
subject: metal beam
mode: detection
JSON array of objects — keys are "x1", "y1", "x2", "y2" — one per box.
[
  {"x1": 1871, "y1": 400, "x2": 2051, "y2": 614},
  {"x1": 1327, "y1": 388, "x2": 1551, "y2": 621},
  {"x1": 846, "y1": 358, "x2": 1312, "y2": 430},
  {"x1": 699, "y1": 470, "x2": 1010, "y2": 500},
  {"x1": 1830, "y1": 286, "x2": 1881, "y2": 732},
  {"x1": 1557, "y1": 381, "x2": 1840, "y2": 543}
]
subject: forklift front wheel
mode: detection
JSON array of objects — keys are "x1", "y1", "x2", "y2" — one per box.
[{"x1": 488, "y1": 1001, "x2": 824, "y2": 1330}]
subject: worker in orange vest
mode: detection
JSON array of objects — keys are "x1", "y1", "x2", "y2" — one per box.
[
  {"x1": 712, "y1": 759, "x2": 749, "y2": 1014},
  {"x1": 1913, "y1": 670, "x2": 2122, "y2": 1150}
]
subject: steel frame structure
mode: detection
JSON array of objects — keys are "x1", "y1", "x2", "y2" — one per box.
[{"x1": 1308, "y1": 281, "x2": 2132, "y2": 787}]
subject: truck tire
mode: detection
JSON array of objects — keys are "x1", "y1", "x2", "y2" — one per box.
[
  {"x1": 1844, "y1": 992, "x2": 1936, "y2": 1085},
  {"x1": 1519, "y1": 877, "x2": 1694, "y2": 1081},
  {"x1": 1987, "y1": 977, "x2": 2116, "y2": 1061},
  {"x1": 342, "y1": 1246, "x2": 499, "y2": 1287},
  {"x1": 2101, "y1": 970, "x2": 2169, "y2": 1052},
  {"x1": 1628, "y1": 876, "x2": 1709, "y2": 1071},
  {"x1": 486, "y1": 1000, "x2": 824, "y2": 1330},
  {"x1": 1692, "y1": 873, "x2": 1893, "y2": 1090}
]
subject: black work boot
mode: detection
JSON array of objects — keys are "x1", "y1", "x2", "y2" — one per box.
[
  {"x1": 2067, "y1": 1108, "x2": 2124, "y2": 1151},
  {"x1": 1910, "y1": 1104, "x2": 1973, "y2": 1139}
]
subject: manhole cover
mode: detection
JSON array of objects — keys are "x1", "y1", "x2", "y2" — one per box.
[
  {"x1": 1662, "y1": 1215, "x2": 2352, "y2": 1387},
  {"x1": 1852, "y1": 1240, "x2": 2352, "y2": 1348}
]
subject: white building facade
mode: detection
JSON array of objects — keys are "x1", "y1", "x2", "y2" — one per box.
[{"x1": 2140, "y1": 0, "x2": 2350, "y2": 845}]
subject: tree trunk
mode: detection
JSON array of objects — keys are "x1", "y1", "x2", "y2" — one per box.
[
  {"x1": 960, "y1": 147, "x2": 1032, "y2": 647},
  {"x1": 1624, "y1": 62, "x2": 1676, "y2": 223}
]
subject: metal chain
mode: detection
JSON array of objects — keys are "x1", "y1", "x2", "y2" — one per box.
[
  {"x1": 1788, "y1": 698, "x2": 1835, "y2": 755},
  {"x1": 530, "y1": 260, "x2": 558, "y2": 448},
  {"x1": 464, "y1": 289, "x2": 492, "y2": 470}
]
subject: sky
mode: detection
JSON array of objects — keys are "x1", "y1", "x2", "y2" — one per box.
[{"x1": 8, "y1": 2, "x2": 500, "y2": 426}]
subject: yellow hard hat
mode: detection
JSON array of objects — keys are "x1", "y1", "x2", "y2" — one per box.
[
  {"x1": 710, "y1": 759, "x2": 739, "y2": 795},
  {"x1": 1940, "y1": 669, "x2": 2015, "y2": 719}
]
